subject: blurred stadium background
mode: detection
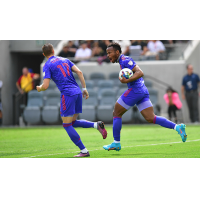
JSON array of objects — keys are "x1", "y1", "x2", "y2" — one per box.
[{"x1": 0, "y1": 40, "x2": 199, "y2": 127}]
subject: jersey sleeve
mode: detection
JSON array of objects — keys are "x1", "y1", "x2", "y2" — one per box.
[
  {"x1": 122, "y1": 58, "x2": 136, "y2": 70},
  {"x1": 17, "y1": 75, "x2": 22, "y2": 85},
  {"x1": 43, "y1": 64, "x2": 51, "y2": 79},
  {"x1": 67, "y1": 59, "x2": 75, "y2": 68},
  {"x1": 30, "y1": 73, "x2": 35, "y2": 78},
  {"x1": 182, "y1": 77, "x2": 186, "y2": 86},
  {"x1": 196, "y1": 74, "x2": 200, "y2": 83}
]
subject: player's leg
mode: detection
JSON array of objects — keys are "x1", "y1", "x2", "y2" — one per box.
[
  {"x1": 140, "y1": 105, "x2": 187, "y2": 142},
  {"x1": 71, "y1": 94, "x2": 107, "y2": 139},
  {"x1": 61, "y1": 94, "x2": 89, "y2": 157},
  {"x1": 103, "y1": 89, "x2": 140, "y2": 151},
  {"x1": 103, "y1": 102, "x2": 127, "y2": 151}
]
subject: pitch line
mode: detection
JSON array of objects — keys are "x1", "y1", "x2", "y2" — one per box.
[{"x1": 22, "y1": 139, "x2": 200, "y2": 158}]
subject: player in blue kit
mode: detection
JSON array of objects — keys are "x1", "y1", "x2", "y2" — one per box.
[
  {"x1": 103, "y1": 42, "x2": 187, "y2": 151},
  {"x1": 36, "y1": 43, "x2": 107, "y2": 157}
]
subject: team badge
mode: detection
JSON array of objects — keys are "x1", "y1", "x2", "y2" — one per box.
[{"x1": 128, "y1": 61, "x2": 133, "y2": 66}]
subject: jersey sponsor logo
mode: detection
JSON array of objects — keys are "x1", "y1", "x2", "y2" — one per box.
[
  {"x1": 43, "y1": 72, "x2": 45, "y2": 77},
  {"x1": 128, "y1": 61, "x2": 133, "y2": 66}
]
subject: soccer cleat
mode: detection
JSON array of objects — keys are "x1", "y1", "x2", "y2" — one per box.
[
  {"x1": 103, "y1": 142, "x2": 121, "y2": 151},
  {"x1": 176, "y1": 124, "x2": 187, "y2": 142},
  {"x1": 97, "y1": 121, "x2": 107, "y2": 139},
  {"x1": 73, "y1": 152, "x2": 90, "y2": 158}
]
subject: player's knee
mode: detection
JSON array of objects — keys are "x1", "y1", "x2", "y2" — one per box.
[{"x1": 113, "y1": 110, "x2": 122, "y2": 118}]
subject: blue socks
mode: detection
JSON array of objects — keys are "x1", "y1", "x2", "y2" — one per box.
[
  {"x1": 63, "y1": 123, "x2": 85, "y2": 150},
  {"x1": 153, "y1": 115, "x2": 176, "y2": 129},
  {"x1": 113, "y1": 117, "x2": 122, "y2": 142},
  {"x1": 72, "y1": 120, "x2": 94, "y2": 128}
]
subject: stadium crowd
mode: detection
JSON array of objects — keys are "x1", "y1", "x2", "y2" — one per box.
[{"x1": 58, "y1": 40, "x2": 189, "y2": 64}]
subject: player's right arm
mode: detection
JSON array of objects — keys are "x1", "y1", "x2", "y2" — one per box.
[
  {"x1": 36, "y1": 64, "x2": 51, "y2": 92},
  {"x1": 71, "y1": 65, "x2": 89, "y2": 99}
]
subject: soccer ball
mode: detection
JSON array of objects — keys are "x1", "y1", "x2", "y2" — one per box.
[{"x1": 119, "y1": 68, "x2": 133, "y2": 79}]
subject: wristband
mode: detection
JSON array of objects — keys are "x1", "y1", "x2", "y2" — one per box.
[{"x1": 82, "y1": 88, "x2": 87, "y2": 91}]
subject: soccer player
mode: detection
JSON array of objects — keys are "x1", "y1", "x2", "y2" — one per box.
[
  {"x1": 103, "y1": 42, "x2": 187, "y2": 151},
  {"x1": 36, "y1": 43, "x2": 107, "y2": 157}
]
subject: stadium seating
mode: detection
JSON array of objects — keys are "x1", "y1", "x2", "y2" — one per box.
[
  {"x1": 42, "y1": 90, "x2": 61, "y2": 124},
  {"x1": 129, "y1": 45, "x2": 141, "y2": 61},
  {"x1": 98, "y1": 80, "x2": 114, "y2": 93},
  {"x1": 79, "y1": 90, "x2": 98, "y2": 121},
  {"x1": 23, "y1": 90, "x2": 43, "y2": 124},
  {"x1": 90, "y1": 73, "x2": 106, "y2": 86},
  {"x1": 97, "y1": 89, "x2": 116, "y2": 123},
  {"x1": 85, "y1": 80, "x2": 94, "y2": 90},
  {"x1": 48, "y1": 81, "x2": 57, "y2": 90}
]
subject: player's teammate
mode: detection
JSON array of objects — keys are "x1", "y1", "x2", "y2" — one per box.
[
  {"x1": 36, "y1": 43, "x2": 107, "y2": 157},
  {"x1": 103, "y1": 42, "x2": 187, "y2": 151}
]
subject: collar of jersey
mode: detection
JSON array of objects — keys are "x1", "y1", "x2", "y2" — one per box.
[
  {"x1": 49, "y1": 55, "x2": 55, "y2": 60},
  {"x1": 116, "y1": 54, "x2": 122, "y2": 63}
]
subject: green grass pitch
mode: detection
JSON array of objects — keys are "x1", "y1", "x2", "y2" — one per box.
[{"x1": 0, "y1": 125, "x2": 200, "y2": 158}]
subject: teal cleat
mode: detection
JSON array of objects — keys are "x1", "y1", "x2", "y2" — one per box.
[
  {"x1": 103, "y1": 142, "x2": 121, "y2": 151},
  {"x1": 176, "y1": 124, "x2": 187, "y2": 142}
]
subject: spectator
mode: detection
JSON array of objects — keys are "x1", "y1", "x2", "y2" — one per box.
[
  {"x1": 97, "y1": 40, "x2": 111, "y2": 64},
  {"x1": 114, "y1": 40, "x2": 131, "y2": 56},
  {"x1": 146, "y1": 40, "x2": 165, "y2": 60},
  {"x1": 164, "y1": 87, "x2": 182, "y2": 123},
  {"x1": 131, "y1": 40, "x2": 148, "y2": 55},
  {"x1": 16, "y1": 67, "x2": 40, "y2": 103},
  {"x1": 75, "y1": 41, "x2": 92, "y2": 62},
  {"x1": 92, "y1": 41, "x2": 104, "y2": 57},
  {"x1": 58, "y1": 41, "x2": 77, "y2": 58},
  {"x1": 181, "y1": 64, "x2": 200, "y2": 123}
]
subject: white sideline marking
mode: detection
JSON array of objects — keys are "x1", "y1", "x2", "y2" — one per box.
[{"x1": 22, "y1": 139, "x2": 200, "y2": 158}]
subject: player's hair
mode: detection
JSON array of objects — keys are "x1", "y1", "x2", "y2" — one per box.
[
  {"x1": 42, "y1": 43, "x2": 54, "y2": 57},
  {"x1": 107, "y1": 42, "x2": 122, "y2": 53},
  {"x1": 166, "y1": 87, "x2": 177, "y2": 93}
]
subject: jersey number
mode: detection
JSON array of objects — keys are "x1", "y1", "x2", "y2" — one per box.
[{"x1": 57, "y1": 63, "x2": 70, "y2": 77}]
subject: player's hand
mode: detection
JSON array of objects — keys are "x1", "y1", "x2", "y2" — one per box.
[
  {"x1": 182, "y1": 94, "x2": 185, "y2": 100},
  {"x1": 83, "y1": 90, "x2": 89, "y2": 99},
  {"x1": 36, "y1": 86, "x2": 41, "y2": 92},
  {"x1": 119, "y1": 76, "x2": 128, "y2": 83}
]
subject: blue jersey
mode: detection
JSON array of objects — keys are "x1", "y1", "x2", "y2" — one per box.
[
  {"x1": 118, "y1": 54, "x2": 145, "y2": 89},
  {"x1": 182, "y1": 73, "x2": 200, "y2": 91},
  {"x1": 43, "y1": 56, "x2": 81, "y2": 96}
]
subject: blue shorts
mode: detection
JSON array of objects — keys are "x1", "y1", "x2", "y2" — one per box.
[
  {"x1": 117, "y1": 86, "x2": 153, "y2": 112},
  {"x1": 60, "y1": 93, "x2": 82, "y2": 117}
]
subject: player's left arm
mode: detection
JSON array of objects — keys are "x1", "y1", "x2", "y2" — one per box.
[
  {"x1": 36, "y1": 79, "x2": 50, "y2": 92},
  {"x1": 120, "y1": 65, "x2": 144, "y2": 83}
]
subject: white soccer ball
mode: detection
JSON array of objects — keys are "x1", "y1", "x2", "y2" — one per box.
[{"x1": 119, "y1": 68, "x2": 133, "y2": 79}]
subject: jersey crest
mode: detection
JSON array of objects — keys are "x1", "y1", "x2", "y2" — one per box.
[{"x1": 128, "y1": 60, "x2": 133, "y2": 66}]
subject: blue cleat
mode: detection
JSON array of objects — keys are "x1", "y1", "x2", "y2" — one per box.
[
  {"x1": 176, "y1": 124, "x2": 187, "y2": 142},
  {"x1": 103, "y1": 142, "x2": 121, "y2": 151}
]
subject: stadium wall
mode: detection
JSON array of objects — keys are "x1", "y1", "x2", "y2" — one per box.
[{"x1": 0, "y1": 41, "x2": 18, "y2": 125}]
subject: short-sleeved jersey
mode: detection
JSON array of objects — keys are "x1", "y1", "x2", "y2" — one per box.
[
  {"x1": 43, "y1": 56, "x2": 81, "y2": 96},
  {"x1": 118, "y1": 54, "x2": 145, "y2": 89},
  {"x1": 182, "y1": 73, "x2": 200, "y2": 91}
]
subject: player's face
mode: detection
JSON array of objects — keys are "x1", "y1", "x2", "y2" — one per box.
[{"x1": 106, "y1": 47, "x2": 119, "y2": 63}]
